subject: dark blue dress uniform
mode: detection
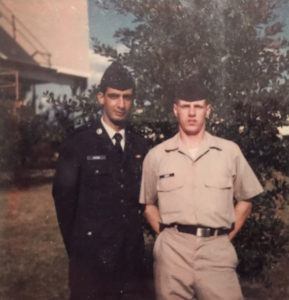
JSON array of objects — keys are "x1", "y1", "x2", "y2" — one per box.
[{"x1": 52, "y1": 120, "x2": 149, "y2": 299}]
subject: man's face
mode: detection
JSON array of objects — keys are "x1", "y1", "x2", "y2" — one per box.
[
  {"x1": 173, "y1": 99, "x2": 211, "y2": 136},
  {"x1": 97, "y1": 87, "x2": 133, "y2": 130}
]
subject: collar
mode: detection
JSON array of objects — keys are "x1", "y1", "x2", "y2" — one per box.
[
  {"x1": 164, "y1": 132, "x2": 222, "y2": 154},
  {"x1": 100, "y1": 117, "x2": 125, "y2": 142}
]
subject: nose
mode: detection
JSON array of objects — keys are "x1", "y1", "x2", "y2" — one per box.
[
  {"x1": 117, "y1": 96, "x2": 125, "y2": 108},
  {"x1": 188, "y1": 105, "x2": 196, "y2": 116}
]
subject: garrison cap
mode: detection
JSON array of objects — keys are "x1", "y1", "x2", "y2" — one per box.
[
  {"x1": 98, "y1": 61, "x2": 135, "y2": 92},
  {"x1": 174, "y1": 78, "x2": 209, "y2": 102}
]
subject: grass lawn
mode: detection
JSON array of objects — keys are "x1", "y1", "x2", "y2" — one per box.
[
  {"x1": 0, "y1": 183, "x2": 69, "y2": 300},
  {"x1": 0, "y1": 181, "x2": 288, "y2": 299}
]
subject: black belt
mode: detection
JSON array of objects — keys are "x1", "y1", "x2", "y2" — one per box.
[{"x1": 159, "y1": 223, "x2": 232, "y2": 237}]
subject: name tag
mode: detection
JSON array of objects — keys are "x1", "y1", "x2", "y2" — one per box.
[
  {"x1": 160, "y1": 173, "x2": 174, "y2": 179},
  {"x1": 86, "y1": 155, "x2": 106, "y2": 161}
]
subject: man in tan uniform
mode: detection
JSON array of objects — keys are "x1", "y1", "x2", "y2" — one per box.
[{"x1": 139, "y1": 79, "x2": 263, "y2": 300}]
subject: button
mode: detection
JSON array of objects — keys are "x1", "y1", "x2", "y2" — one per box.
[
  {"x1": 87, "y1": 231, "x2": 92, "y2": 236},
  {"x1": 95, "y1": 170, "x2": 99, "y2": 174}
]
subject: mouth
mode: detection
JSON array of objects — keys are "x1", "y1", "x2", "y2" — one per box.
[{"x1": 114, "y1": 110, "x2": 127, "y2": 118}]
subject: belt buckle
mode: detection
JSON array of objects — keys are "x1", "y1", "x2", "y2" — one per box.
[{"x1": 196, "y1": 227, "x2": 211, "y2": 237}]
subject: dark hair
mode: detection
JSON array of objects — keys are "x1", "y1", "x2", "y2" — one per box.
[{"x1": 98, "y1": 61, "x2": 135, "y2": 94}]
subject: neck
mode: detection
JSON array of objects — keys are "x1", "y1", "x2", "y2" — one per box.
[
  {"x1": 102, "y1": 116, "x2": 125, "y2": 132},
  {"x1": 179, "y1": 128, "x2": 205, "y2": 149}
]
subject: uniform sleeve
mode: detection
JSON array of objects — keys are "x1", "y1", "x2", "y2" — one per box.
[
  {"x1": 52, "y1": 140, "x2": 80, "y2": 255},
  {"x1": 233, "y1": 146, "x2": 264, "y2": 201},
  {"x1": 139, "y1": 150, "x2": 158, "y2": 205}
]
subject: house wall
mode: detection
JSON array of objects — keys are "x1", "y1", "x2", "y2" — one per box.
[{"x1": 0, "y1": 0, "x2": 90, "y2": 78}]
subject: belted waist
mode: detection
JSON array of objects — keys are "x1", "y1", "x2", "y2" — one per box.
[{"x1": 159, "y1": 223, "x2": 232, "y2": 237}]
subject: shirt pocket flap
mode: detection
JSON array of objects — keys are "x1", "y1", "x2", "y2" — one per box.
[
  {"x1": 205, "y1": 177, "x2": 232, "y2": 189},
  {"x1": 157, "y1": 173, "x2": 183, "y2": 192}
]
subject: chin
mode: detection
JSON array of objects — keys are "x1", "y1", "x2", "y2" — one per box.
[
  {"x1": 113, "y1": 114, "x2": 127, "y2": 121},
  {"x1": 184, "y1": 129, "x2": 200, "y2": 136},
  {"x1": 112, "y1": 118, "x2": 126, "y2": 126}
]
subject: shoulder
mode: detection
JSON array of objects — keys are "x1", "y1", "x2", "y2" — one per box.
[
  {"x1": 209, "y1": 133, "x2": 241, "y2": 154},
  {"x1": 127, "y1": 128, "x2": 147, "y2": 143},
  {"x1": 59, "y1": 122, "x2": 100, "y2": 153},
  {"x1": 145, "y1": 135, "x2": 176, "y2": 161},
  {"x1": 64, "y1": 124, "x2": 91, "y2": 142},
  {"x1": 126, "y1": 127, "x2": 150, "y2": 151}
]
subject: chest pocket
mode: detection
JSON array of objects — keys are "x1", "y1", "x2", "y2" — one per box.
[
  {"x1": 157, "y1": 172, "x2": 183, "y2": 192},
  {"x1": 92, "y1": 162, "x2": 111, "y2": 176},
  {"x1": 203, "y1": 175, "x2": 234, "y2": 217},
  {"x1": 205, "y1": 176, "x2": 232, "y2": 190},
  {"x1": 83, "y1": 156, "x2": 112, "y2": 187}
]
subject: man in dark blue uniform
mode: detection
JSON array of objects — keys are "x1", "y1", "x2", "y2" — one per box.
[{"x1": 52, "y1": 62, "x2": 149, "y2": 299}]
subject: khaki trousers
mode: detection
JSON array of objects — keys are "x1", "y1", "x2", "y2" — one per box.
[{"x1": 153, "y1": 228, "x2": 243, "y2": 300}]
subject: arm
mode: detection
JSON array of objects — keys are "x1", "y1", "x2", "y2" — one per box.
[
  {"x1": 139, "y1": 150, "x2": 159, "y2": 232},
  {"x1": 144, "y1": 204, "x2": 161, "y2": 234},
  {"x1": 229, "y1": 200, "x2": 252, "y2": 240},
  {"x1": 52, "y1": 142, "x2": 80, "y2": 255},
  {"x1": 230, "y1": 145, "x2": 263, "y2": 240}
]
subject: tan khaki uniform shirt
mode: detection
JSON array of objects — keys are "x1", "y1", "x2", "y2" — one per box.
[{"x1": 139, "y1": 132, "x2": 263, "y2": 229}]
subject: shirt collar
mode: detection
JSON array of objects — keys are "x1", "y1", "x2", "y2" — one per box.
[
  {"x1": 101, "y1": 117, "x2": 125, "y2": 142},
  {"x1": 164, "y1": 131, "x2": 222, "y2": 153}
]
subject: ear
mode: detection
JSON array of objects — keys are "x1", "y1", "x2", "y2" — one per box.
[
  {"x1": 97, "y1": 92, "x2": 104, "y2": 105},
  {"x1": 173, "y1": 103, "x2": 178, "y2": 118},
  {"x1": 206, "y1": 104, "x2": 211, "y2": 118}
]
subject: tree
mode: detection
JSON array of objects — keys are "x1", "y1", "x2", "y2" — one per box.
[
  {"x1": 0, "y1": 94, "x2": 22, "y2": 176},
  {"x1": 91, "y1": 0, "x2": 289, "y2": 278},
  {"x1": 0, "y1": 91, "x2": 64, "y2": 185}
]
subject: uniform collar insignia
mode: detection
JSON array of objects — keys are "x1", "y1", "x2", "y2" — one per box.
[{"x1": 96, "y1": 128, "x2": 103, "y2": 135}]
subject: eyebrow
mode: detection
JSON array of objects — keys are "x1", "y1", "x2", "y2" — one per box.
[
  {"x1": 107, "y1": 93, "x2": 133, "y2": 99},
  {"x1": 107, "y1": 93, "x2": 124, "y2": 96},
  {"x1": 107, "y1": 93, "x2": 118, "y2": 96},
  {"x1": 179, "y1": 103, "x2": 205, "y2": 107}
]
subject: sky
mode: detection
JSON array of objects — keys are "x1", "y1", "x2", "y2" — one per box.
[
  {"x1": 87, "y1": 0, "x2": 134, "y2": 86},
  {"x1": 88, "y1": 0, "x2": 134, "y2": 46}
]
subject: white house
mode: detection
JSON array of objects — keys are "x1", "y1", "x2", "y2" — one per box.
[{"x1": 0, "y1": 0, "x2": 90, "y2": 112}]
